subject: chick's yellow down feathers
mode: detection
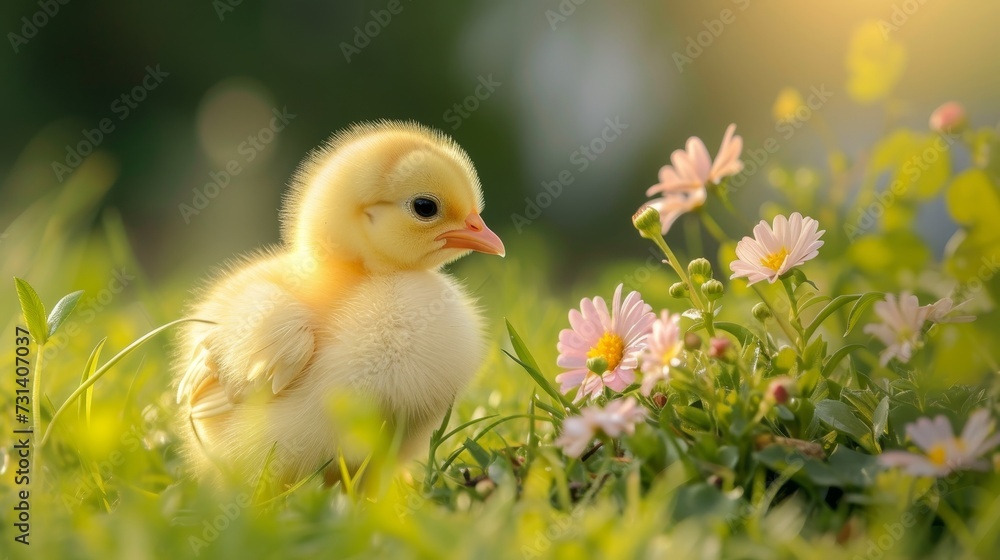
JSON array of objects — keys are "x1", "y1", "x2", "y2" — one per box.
[{"x1": 174, "y1": 121, "x2": 505, "y2": 485}]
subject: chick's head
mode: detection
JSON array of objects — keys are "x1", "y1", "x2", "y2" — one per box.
[{"x1": 284, "y1": 121, "x2": 505, "y2": 272}]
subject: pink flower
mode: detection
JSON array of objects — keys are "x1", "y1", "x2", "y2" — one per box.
[
  {"x1": 880, "y1": 409, "x2": 1000, "y2": 477},
  {"x1": 556, "y1": 284, "x2": 656, "y2": 400},
  {"x1": 644, "y1": 124, "x2": 743, "y2": 234},
  {"x1": 555, "y1": 398, "x2": 647, "y2": 458},
  {"x1": 929, "y1": 101, "x2": 967, "y2": 134},
  {"x1": 640, "y1": 312, "x2": 683, "y2": 396},
  {"x1": 863, "y1": 292, "x2": 929, "y2": 366},
  {"x1": 729, "y1": 212, "x2": 825, "y2": 286}
]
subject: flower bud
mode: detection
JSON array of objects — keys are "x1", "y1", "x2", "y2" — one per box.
[
  {"x1": 683, "y1": 332, "x2": 701, "y2": 350},
  {"x1": 929, "y1": 101, "x2": 967, "y2": 134},
  {"x1": 767, "y1": 377, "x2": 794, "y2": 405},
  {"x1": 652, "y1": 392, "x2": 667, "y2": 408},
  {"x1": 586, "y1": 356, "x2": 609, "y2": 375},
  {"x1": 752, "y1": 302, "x2": 772, "y2": 323},
  {"x1": 632, "y1": 206, "x2": 662, "y2": 240},
  {"x1": 475, "y1": 478, "x2": 496, "y2": 496},
  {"x1": 668, "y1": 282, "x2": 689, "y2": 299},
  {"x1": 688, "y1": 258, "x2": 713, "y2": 284},
  {"x1": 709, "y1": 337, "x2": 731, "y2": 360},
  {"x1": 701, "y1": 279, "x2": 724, "y2": 301}
]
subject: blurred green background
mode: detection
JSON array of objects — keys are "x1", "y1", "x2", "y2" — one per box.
[{"x1": 4, "y1": 0, "x2": 1000, "y2": 287}]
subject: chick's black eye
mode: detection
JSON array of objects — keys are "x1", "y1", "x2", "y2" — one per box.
[{"x1": 412, "y1": 197, "x2": 438, "y2": 219}]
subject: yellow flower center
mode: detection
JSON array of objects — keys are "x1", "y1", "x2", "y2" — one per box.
[
  {"x1": 662, "y1": 342, "x2": 683, "y2": 367},
  {"x1": 928, "y1": 438, "x2": 965, "y2": 467},
  {"x1": 588, "y1": 332, "x2": 625, "y2": 372},
  {"x1": 760, "y1": 247, "x2": 789, "y2": 271},
  {"x1": 927, "y1": 444, "x2": 948, "y2": 466}
]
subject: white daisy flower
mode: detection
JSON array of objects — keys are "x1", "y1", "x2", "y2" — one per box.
[
  {"x1": 863, "y1": 292, "x2": 929, "y2": 366},
  {"x1": 729, "y1": 212, "x2": 825, "y2": 285},
  {"x1": 880, "y1": 409, "x2": 1000, "y2": 477}
]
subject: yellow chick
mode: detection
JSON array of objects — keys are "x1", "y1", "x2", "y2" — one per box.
[{"x1": 174, "y1": 120, "x2": 505, "y2": 486}]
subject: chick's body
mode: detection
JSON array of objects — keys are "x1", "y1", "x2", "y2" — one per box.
[{"x1": 175, "y1": 121, "x2": 504, "y2": 485}]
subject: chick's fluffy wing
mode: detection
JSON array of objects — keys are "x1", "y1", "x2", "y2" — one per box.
[{"x1": 178, "y1": 275, "x2": 315, "y2": 419}]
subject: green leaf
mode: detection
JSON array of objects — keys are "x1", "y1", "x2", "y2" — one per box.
[
  {"x1": 872, "y1": 396, "x2": 890, "y2": 438},
  {"x1": 814, "y1": 399, "x2": 879, "y2": 453},
  {"x1": 802, "y1": 337, "x2": 827, "y2": 369},
  {"x1": 756, "y1": 444, "x2": 877, "y2": 489},
  {"x1": 48, "y1": 290, "x2": 84, "y2": 338},
  {"x1": 671, "y1": 483, "x2": 737, "y2": 522},
  {"x1": 79, "y1": 338, "x2": 107, "y2": 425},
  {"x1": 774, "y1": 347, "x2": 797, "y2": 372},
  {"x1": 844, "y1": 292, "x2": 883, "y2": 336},
  {"x1": 821, "y1": 345, "x2": 866, "y2": 378},
  {"x1": 14, "y1": 277, "x2": 48, "y2": 344},
  {"x1": 841, "y1": 389, "x2": 879, "y2": 426},
  {"x1": 869, "y1": 130, "x2": 950, "y2": 201},
  {"x1": 848, "y1": 231, "x2": 931, "y2": 275},
  {"x1": 712, "y1": 321, "x2": 766, "y2": 349},
  {"x1": 463, "y1": 438, "x2": 491, "y2": 469},
  {"x1": 944, "y1": 170, "x2": 1000, "y2": 290},
  {"x1": 803, "y1": 294, "x2": 862, "y2": 341},
  {"x1": 504, "y1": 319, "x2": 578, "y2": 414}
]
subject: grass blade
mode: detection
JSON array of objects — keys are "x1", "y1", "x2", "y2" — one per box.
[
  {"x1": 78, "y1": 338, "x2": 107, "y2": 426},
  {"x1": 504, "y1": 319, "x2": 579, "y2": 413},
  {"x1": 40, "y1": 317, "x2": 213, "y2": 447}
]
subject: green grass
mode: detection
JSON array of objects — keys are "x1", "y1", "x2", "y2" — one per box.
[{"x1": 5, "y1": 102, "x2": 1000, "y2": 560}]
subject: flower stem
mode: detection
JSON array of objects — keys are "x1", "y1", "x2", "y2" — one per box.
[
  {"x1": 32, "y1": 343, "x2": 45, "y2": 438},
  {"x1": 779, "y1": 277, "x2": 806, "y2": 339},
  {"x1": 699, "y1": 210, "x2": 730, "y2": 245},
  {"x1": 751, "y1": 284, "x2": 800, "y2": 349},
  {"x1": 647, "y1": 233, "x2": 706, "y2": 312}
]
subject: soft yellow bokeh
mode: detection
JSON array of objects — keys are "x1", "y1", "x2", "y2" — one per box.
[
  {"x1": 846, "y1": 20, "x2": 907, "y2": 104},
  {"x1": 772, "y1": 88, "x2": 805, "y2": 122}
]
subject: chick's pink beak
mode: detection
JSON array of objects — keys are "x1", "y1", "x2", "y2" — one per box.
[{"x1": 436, "y1": 213, "x2": 506, "y2": 257}]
